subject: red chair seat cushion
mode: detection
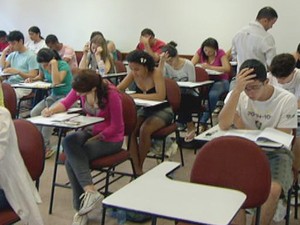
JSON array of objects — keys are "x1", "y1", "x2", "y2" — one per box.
[
  {"x1": 90, "y1": 149, "x2": 130, "y2": 168},
  {"x1": 151, "y1": 123, "x2": 177, "y2": 138},
  {"x1": 0, "y1": 208, "x2": 19, "y2": 225}
]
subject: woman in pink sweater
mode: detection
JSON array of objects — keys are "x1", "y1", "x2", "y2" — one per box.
[{"x1": 42, "y1": 69, "x2": 124, "y2": 225}]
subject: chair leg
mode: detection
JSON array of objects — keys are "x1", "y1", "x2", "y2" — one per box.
[
  {"x1": 101, "y1": 206, "x2": 107, "y2": 225},
  {"x1": 161, "y1": 139, "x2": 166, "y2": 163},
  {"x1": 286, "y1": 188, "x2": 292, "y2": 225},
  {"x1": 294, "y1": 180, "x2": 299, "y2": 219},
  {"x1": 255, "y1": 206, "x2": 261, "y2": 225},
  {"x1": 151, "y1": 216, "x2": 157, "y2": 225},
  {"x1": 49, "y1": 128, "x2": 64, "y2": 214}
]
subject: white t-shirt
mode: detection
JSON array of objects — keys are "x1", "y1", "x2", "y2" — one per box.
[
  {"x1": 232, "y1": 21, "x2": 276, "y2": 72},
  {"x1": 25, "y1": 39, "x2": 47, "y2": 54},
  {"x1": 268, "y1": 69, "x2": 300, "y2": 100},
  {"x1": 164, "y1": 59, "x2": 196, "y2": 82},
  {"x1": 235, "y1": 87, "x2": 297, "y2": 130}
]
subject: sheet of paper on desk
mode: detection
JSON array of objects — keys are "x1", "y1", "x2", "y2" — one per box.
[
  {"x1": 224, "y1": 128, "x2": 293, "y2": 149},
  {"x1": 205, "y1": 69, "x2": 222, "y2": 75},
  {"x1": 29, "y1": 113, "x2": 80, "y2": 124},
  {"x1": 18, "y1": 81, "x2": 52, "y2": 88}
]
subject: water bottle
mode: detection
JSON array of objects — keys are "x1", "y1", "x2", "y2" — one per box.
[
  {"x1": 116, "y1": 209, "x2": 126, "y2": 224},
  {"x1": 98, "y1": 60, "x2": 105, "y2": 76}
]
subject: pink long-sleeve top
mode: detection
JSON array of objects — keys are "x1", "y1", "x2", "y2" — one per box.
[{"x1": 60, "y1": 85, "x2": 124, "y2": 142}]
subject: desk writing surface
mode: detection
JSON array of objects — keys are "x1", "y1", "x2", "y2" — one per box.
[
  {"x1": 102, "y1": 72, "x2": 127, "y2": 78},
  {"x1": 195, "y1": 64, "x2": 223, "y2": 75},
  {"x1": 177, "y1": 80, "x2": 213, "y2": 88},
  {"x1": 195, "y1": 125, "x2": 287, "y2": 149},
  {"x1": 27, "y1": 113, "x2": 104, "y2": 128},
  {"x1": 134, "y1": 98, "x2": 167, "y2": 107},
  {"x1": 0, "y1": 72, "x2": 17, "y2": 77},
  {"x1": 11, "y1": 81, "x2": 64, "y2": 89},
  {"x1": 103, "y1": 162, "x2": 246, "y2": 225}
]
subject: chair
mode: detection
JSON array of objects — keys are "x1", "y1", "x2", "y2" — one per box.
[
  {"x1": 194, "y1": 66, "x2": 213, "y2": 130},
  {"x1": 16, "y1": 92, "x2": 35, "y2": 118},
  {"x1": 48, "y1": 92, "x2": 137, "y2": 216},
  {"x1": 0, "y1": 119, "x2": 45, "y2": 225},
  {"x1": 149, "y1": 78, "x2": 184, "y2": 165},
  {"x1": 176, "y1": 67, "x2": 212, "y2": 156},
  {"x1": 178, "y1": 136, "x2": 271, "y2": 225},
  {"x1": 114, "y1": 60, "x2": 127, "y2": 73},
  {"x1": 2, "y1": 83, "x2": 17, "y2": 119}
]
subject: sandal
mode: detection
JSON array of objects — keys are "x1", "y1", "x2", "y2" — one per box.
[
  {"x1": 184, "y1": 129, "x2": 196, "y2": 142},
  {"x1": 45, "y1": 149, "x2": 55, "y2": 159}
]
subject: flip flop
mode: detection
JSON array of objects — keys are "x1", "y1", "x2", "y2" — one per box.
[
  {"x1": 45, "y1": 149, "x2": 55, "y2": 159},
  {"x1": 184, "y1": 129, "x2": 196, "y2": 142}
]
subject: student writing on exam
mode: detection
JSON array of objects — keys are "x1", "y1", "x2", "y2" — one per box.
[
  {"x1": 218, "y1": 59, "x2": 297, "y2": 225},
  {"x1": 159, "y1": 41, "x2": 197, "y2": 142},
  {"x1": 28, "y1": 48, "x2": 73, "y2": 159},
  {"x1": 117, "y1": 50, "x2": 173, "y2": 175},
  {"x1": 191, "y1": 37, "x2": 231, "y2": 132},
  {"x1": 268, "y1": 53, "x2": 300, "y2": 178},
  {"x1": 41, "y1": 69, "x2": 124, "y2": 225},
  {"x1": 0, "y1": 30, "x2": 39, "y2": 100}
]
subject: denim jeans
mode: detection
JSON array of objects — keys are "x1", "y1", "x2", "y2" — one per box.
[
  {"x1": 0, "y1": 189, "x2": 10, "y2": 209},
  {"x1": 62, "y1": 130, "x2": 123, "y2": 210},
  {"x1": 200, "y1": 80, "x2": 229, "y2": 123},
  {"x1": 30, "y1": 95, "x2": 65, "y2": 149}
]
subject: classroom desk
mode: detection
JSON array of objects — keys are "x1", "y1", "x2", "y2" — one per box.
[
  {"x1": 103, "y1": 161, "x2": 246, "y2": 225},
  {"x1": 177, "y1": 80, "x2": 214, "y2": 89},
  {"x1": 11, "y1": 81, "x2": 65, "y2": 89},
  {"x1": 101, "y1": 72, "x2": 127, "y2": 85},
  {"x1": 133, "y1": 98, "x2": 168, "y2": 107},
  {"x1": 194, "y1": 125, "x2": 292, "y2": 149},
  {"x1": 0, "y1": 72, "x2": 18, "y2": 78},
  {"x1": 27, "y1": 113, "x2": 104, "y2": 214},
  {"x1": 195, "y1": 64, "x2": 223, "y2": 76}
]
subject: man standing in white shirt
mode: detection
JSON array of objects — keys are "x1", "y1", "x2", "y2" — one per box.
[{"x1": 232, "y1": 7, "x2": 278, "y2": 72}]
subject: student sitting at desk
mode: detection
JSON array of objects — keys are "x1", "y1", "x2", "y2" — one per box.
[
  {"x1": 117, "y1": 50, "x2": 173, "y2": 175},
  {"x1": 218, "y1": 59, "x2": 297, "y2": 225},
  {"x1": 28, "y1": 48, "x2": 73, "y2": 159},
  {"x1": 268, "y1": 53, "x2": 300, "y2": 178},
  {"x1": 0, "y1": 30, "x2": 39, "y2": 100},
  {"x1": 79, "y1": 32, "x2": 115, "y2": 75},
  {"x1": 191, "y1": 37, "x2": 231, "y2": 131},
  {"x1": 25, "y1": 26, "x2": 47, "y2": 54},
  {"x1": 159, "y1": 41, "x2": 196, "y2": 142},
  {"x1": 42, "y1": 69, "x2": 124, "y2": 225},
  {"x1": 0, "y1": 107, "x2": 44, "y2": 225}
]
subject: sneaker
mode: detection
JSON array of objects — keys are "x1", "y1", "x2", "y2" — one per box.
[
  {"x1": 273, "y1": 199, "x2": 286, "y2": 222},
  {"x1": 165, "y1": 142, "x2": 178, "y2": 157},
  {"x1": 72, "y1": 213, "x2": 88, "y2": 225},
  {"x1": 78, "y1": 191, "x2": 102, "y2": 215}
]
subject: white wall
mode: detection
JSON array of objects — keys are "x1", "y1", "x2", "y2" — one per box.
[{"x1": 1, "y1": 0, "x2": 299, "y2": 55}]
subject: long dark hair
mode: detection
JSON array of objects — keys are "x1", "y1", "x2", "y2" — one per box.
[
  {"x1": 28, "y1": 26, "x2": 44, "y2": 39},
  {"x1": 200, "y1": 37, "x2": 219, "y2": 62},
  {"x1": 37, "y1": 48, "x2": 61, "y2": 63},
  {"x1": 72, "y1": 69, "x2": 108, "y2": 109}
]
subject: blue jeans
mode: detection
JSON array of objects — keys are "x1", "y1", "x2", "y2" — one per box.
[
  {"x1": 200, "y1": 80, "x2": 229, "y2": 123},
  {"x1": 62, "y1": 130, "x2": 123, "y2": 210},
  {"x1": 0, "y1": 189, "x2": 10, "y2": 209},
  {"x1": 30, "y1": 95, "x2": 65, "y2": 149}
]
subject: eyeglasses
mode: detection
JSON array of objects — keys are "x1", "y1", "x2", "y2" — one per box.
[{"x1": 244, "y1": 83, "x2": 263, "y2": 91}]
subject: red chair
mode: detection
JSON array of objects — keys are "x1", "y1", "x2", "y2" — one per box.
[
  {"x1": 0, "y1": 119, "x2": 45, "y2": 225},
  {"x1": 2, "y1": 83, "x2": 17, "y2": 119},
  {"x1": 114, "y1": 60, "x2": 127, "y2": 73},
  {"x1": 149, "y1": 78, "x2": 184, "y2": 165},
  {"x1": 178, "y1": 136, "x2": 271, "y2": 225}
]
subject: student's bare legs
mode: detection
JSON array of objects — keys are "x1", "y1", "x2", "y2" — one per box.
[
  {"x1": 252, "y1": 182, "x2": 281, "y2": 225},
  {"x1": 129, "y1": 117, "x2": 145, "y2": 175},
  {"x1": 138, "y1": 116, "x2": 166, "y2": 169}
]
